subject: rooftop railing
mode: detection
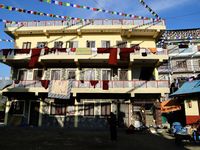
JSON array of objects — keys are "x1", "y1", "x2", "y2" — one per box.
[{"x1": 5, "y1": 19, "x2": 165, "y2": 28}]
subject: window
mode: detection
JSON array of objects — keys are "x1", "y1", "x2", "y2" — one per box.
[
  {"x1": 67, "y1": 70, "x2": 76, "y2": 79},
  {"x1": 116, "y1": 41, "x2": 127, "y2": 48},
  {"x1": 102, "y1": 70, "x2": 111, "y2": 80},
  {"x1": 83, "y1": 69, "x2": 95, "y2": 80},
  {"x1": 178, "y1": 44, "x2": 188, "y2": 48},
  {"x1": 66, "y1": 106, "x2": 75, "y2": 115},
  {"x1": 84, "y1": 103, "x2": 94, "y2": 116},
  {"x1": 198, "y1": 45, "x2": 200, "y2": 51},
  {"x1": 66, "y1": 41, "x2": 78, "y2": 48},
  {"x1": 119, "y1": 70, "x2": 128, "y2": 80},
  {"x1": 199, "y1": 60, "x2": 200, "y2": 67},
  {"x1": 50, "y1": 102, "x2": 66, "y2": 115},
  {"x1": 51, "y1": 70, "x2": 61, "y2": 80},
  {"x1": 54, "y1": 41, "x2": 63, "y2": 48},
  {"x1": 86, "y1": 41, "x2": 95, "y2": 48},
  {"x1": 10, "y1": 101, "x2": 24, "y2": 115},
  {"x1": 18, "y1": 70, "x2": 27, "y2": 80},
  {"x1": 37, "y1": 42, "x2": 48, "y2": 48},
  {"x1": 101, "y1": 103, "x2": 111, "y2": 116},
  {"x1": 33, "y1": 70, "x2": 43, "y2": 80},
  {"x1": 176, "y1": 61, "x2": 187, "y2": 68},
  {"x1": 22, "y1": 42, "x2": 31, "y2": 49},
  {"x1": 101, "y1": 41, "x2": 110, "y2": 48}
]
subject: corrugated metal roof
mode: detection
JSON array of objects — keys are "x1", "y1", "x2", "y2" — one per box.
[{"x1": 170, "y1": 80, "x2": 200, "y2": 96}]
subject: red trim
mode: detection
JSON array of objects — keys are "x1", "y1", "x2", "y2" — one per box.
[{"x1": 186, "y1": 116, "x2": 200, "y2": 125}]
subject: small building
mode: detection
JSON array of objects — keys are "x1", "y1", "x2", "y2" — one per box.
[{"x1": 171, "y1": 80, "x2": 200, "y2": 125}]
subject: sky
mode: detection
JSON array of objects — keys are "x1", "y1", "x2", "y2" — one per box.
[{"x1": 0, "y1": 0, "x2": 200, "y2": 78}]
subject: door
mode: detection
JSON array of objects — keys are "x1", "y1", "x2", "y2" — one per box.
[
  {"x1": 29, "y1": 101, "x2": 40, "y2": 126},
  {"x1": 117, "y1": 103, "x2": 129, "y2": 128}
]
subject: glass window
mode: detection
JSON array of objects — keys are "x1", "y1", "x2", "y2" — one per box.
[
  {"x1": 33, "y1": 70, "x2": 43, "y2": 80},
  {"x1": 51, "y1": 70, "x2": 61, "y2": 80},
  {"x1": 22, "y1": 42, "x2": 31, "y2": 49},
  {"x1": 84, "y1": 69, "x2": 95, "y2": 80},
  {"x1": 37, "y1": 42, "x2": 48, "y2": 48},
  {"x1": 10, "y1": 101, "x2": 24, "y2": 115},
  {"x1": 101, "y1": 41, "x2": 110, "y2": 48},
  {"x1": 86, "y1": 41, "x2": 95, "y2": 48},
  {"x1": 102, "y1": 70, "x2": 111, "y2": 80},
  {"x1": 119, "y1": 70, "x2": 128, "y2": 80},
  {"x1": 67, "y1": 70, "x2": 76, "y2": 79},
  {"x1": 54, "y1": 41, "x2": 63, "y2": 48},
  {"x1": 18, "y1": 70, "x2": 27, "y2": 80},
  {"x1": 66, "y1": 41, "x2": 78, "y2": 48},
  {"x1": 176, "y1": 61, "x2": 187, "y2": 68},
  {"x1": 84, "y1": 103, "x2": 94, "y2": 116},
  {"x1": 50, "y1": 102, "x2": 66, "y2": 115},
  {"x1": 101, "y1": 103, "x2": 111, "y2": 116}
]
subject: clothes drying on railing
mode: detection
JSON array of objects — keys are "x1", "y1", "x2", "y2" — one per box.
[
  {"x1": 48, "y1": 80, "x2": 73, "y2": 99},
  {"x1": 40, "y1": 80, "x2": 50, "y2": 89}
]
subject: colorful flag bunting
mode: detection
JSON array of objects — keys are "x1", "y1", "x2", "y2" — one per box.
[
  {"x1": 39, "y1": 0, "x2": 157, "y2": 20},
  {"x1": 0, "y1": 39, "x2": 14, "y2": 42},
  {"x1": 0, "y1": 3, "x2": 88, "y2": 21},
  {"x1": 139, "y1": 0, "x2": 161, "y2": 19}
]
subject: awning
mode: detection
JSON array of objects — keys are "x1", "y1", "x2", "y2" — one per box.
[
  {"x1": 161, "y1": 99, "x2": 181, "y2": 113},
  {"x1": 0, "y1": 80, "x2": 13, "y2": 90},
  {"x1": 170, "y1": 80, "x2": 200, "y2": 97}
]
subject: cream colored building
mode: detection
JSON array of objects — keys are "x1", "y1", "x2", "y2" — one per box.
[{"x1": 0, "y1": 19, "x2": 169, "y2": 128}]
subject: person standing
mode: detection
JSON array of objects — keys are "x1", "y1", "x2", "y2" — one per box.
[{"x1": 108, "y1": 112, "x2": 117, "y2": 141}]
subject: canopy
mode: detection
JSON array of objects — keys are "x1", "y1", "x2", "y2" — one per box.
[
  {"x1": 161, "y1": 99, "x2": 181, "y2": 113},
  {"x1": 170, "y1": 80, "x2": 200, "y2": 97}
]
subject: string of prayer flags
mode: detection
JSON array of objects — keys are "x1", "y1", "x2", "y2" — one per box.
[
  {"x1": 139, "y1": 0, "x2": 161, "y2": 19},
  {"x1": 0, "y1": 39, "x2": 14, "y2": 42},
  {"x1": 0, "y1": 3, "x2": 88, "y2": 21},
  {"x1": 39, "y1": 0, "x2": 156, "y2": 20},
  {"x1": 0, "y1": 18, "x2": 21, "y2": 24}
]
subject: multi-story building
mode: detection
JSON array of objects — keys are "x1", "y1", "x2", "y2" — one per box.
[
  {"x1": 158, "y1": 28, "x2": 200, "y2": 87},
  {"x1": 0, "y1": 19, "x2": 169, "y2": 128}
]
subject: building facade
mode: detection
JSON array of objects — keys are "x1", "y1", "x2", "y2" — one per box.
[
  {"x1": 0, "y1": 19, "x2": 169, "y2": 128},
  {"x1": 158, "y1": 28, "x2": 200, "y2": 86}
]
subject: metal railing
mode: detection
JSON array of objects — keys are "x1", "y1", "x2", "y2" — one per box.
[
  {"x1": 5, "y1": 19, "x2": 165, "y2": 28},
  {"x1": 0, "y1": 48, "x2": 168, "y2": 58},
  {"x1": 158, "y1": 65, "x2": 200, "y2": 73},
  {"x1": 10, "y1": 80, "x2": 169, "y2": 89}
]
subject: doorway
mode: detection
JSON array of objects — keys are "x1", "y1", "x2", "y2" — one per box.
[{"x1": 29, "y1": 101, "x2": 40, "y2": 126}]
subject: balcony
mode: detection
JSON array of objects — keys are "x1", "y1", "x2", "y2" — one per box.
[
  {"x1": 0, "y1": 47, "x2": 168, "y2": 67},
  {"x1": 2, "y1": 80, "x2": 170, "y2": 97}
]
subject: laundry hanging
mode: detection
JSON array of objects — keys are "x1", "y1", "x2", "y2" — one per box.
[{"x1": 28, "y1": 48, "x2": 41, "y2": 68}]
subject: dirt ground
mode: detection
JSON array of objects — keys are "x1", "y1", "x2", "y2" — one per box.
[{"x1": 0, "y1": 127, "x2": 199, "y2": 150}]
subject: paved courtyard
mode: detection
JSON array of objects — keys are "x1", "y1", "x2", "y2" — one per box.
[{"x1": 0, "y1": 127, "x2": 199, "y2": 150}]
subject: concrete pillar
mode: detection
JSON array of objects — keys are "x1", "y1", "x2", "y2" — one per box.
[
  {"x1": 128, "y1": 64, "x2": 132, "y2": 80},
  {"x1": 154, "y1": 68, "x2": 159, "y2": 80},
  {"x1": 4, "y1": 99, "x2": 11, "y2": 125},
  {"x1": 74, "y1": 98, "x2": 79, "y2": 128},
  {"x1": 38, "y1": 99, "x2": 43, "y2": 127}
]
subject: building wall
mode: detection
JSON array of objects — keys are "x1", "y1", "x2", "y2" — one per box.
[
  {"x1": 5, "y1": 98, "x2": 132, "y2": 129},
  {"x1": 184, "y1": 99, "x2": 200, "y2": 124},
  {"x1": 15, "y1": 34, "x2": 156, "y2": 49}
]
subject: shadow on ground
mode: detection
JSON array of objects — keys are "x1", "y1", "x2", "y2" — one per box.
[{"x1": 0, "y1": 127, "x2": 199, "y2": 150}]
